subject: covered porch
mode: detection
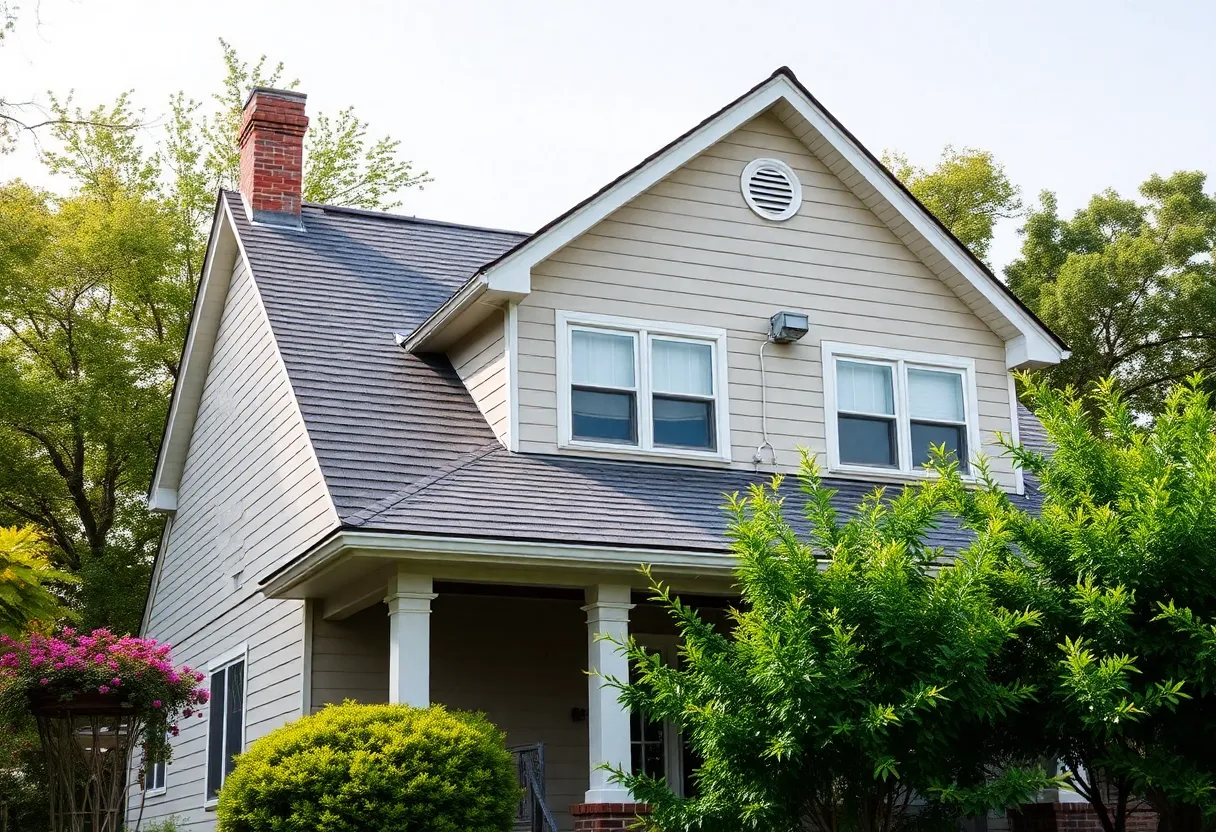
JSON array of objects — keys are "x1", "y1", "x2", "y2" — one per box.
[{"x1": 269, "y1": 537, "x2": 736, "y2": 832}]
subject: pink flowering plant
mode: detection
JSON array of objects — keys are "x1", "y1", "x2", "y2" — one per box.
[{"x1": 0, "y1": 628, "x2": 208, "y2": 763}]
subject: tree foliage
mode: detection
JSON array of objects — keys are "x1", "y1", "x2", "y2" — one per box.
[
  {"x1": 941, "y1": 376, "x2": 1216, "y2": 832},
  {"x1": 0, "y1": 526, "x2": 74, "y2": 637},
  {"x1": 610, "y1": 454, "x2": 1055, "y2": 832},
  {"x1": 0, "y1": 40, "x2": 428, "y2": 634},
  {"x1": 885, "y1": 146, "x2": 1023, "y2": 262},
  {"x1": 1005, "y1": 176, "x2": 1216, "y2": 415}
]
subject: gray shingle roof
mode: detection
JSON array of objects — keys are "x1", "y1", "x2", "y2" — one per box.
[
  {"x1": 228, "y1": 191, "x2": 1046, "y2": 556},
  {"x1": 225, "y1": 191, "x2": 527, "y2": 517},
  {"x1": 342, "y1": 405, "x2": 1046, "y2": 553}
]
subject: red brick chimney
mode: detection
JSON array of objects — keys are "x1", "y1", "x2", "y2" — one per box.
[{"x1": 238, "y1": 87, "x2": 308, "y2": 227}]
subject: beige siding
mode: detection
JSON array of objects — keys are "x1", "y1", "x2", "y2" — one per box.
[
  {"x1": 129, "y1": 257, "x2": 340, "y2": 829},
  {"x1": 308, "y1": 592, "x2": 719, "y2": 832},
  {"x1": 448, "y1": 310, "x2": 509, "y2": 445},
  {"x1": 515, "y1": 112, "x2": 1016, "y2": 489},
  {"x1": 311, "y1": 594, "x2": 588, "y2": 831},
  {"x1": 310, "y1": 605, "x2": 390, "y2": 709}
]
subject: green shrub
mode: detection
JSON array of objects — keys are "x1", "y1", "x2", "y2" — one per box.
[{"x1": 215, "y1": 702, "x2": 519, "y2": 832}]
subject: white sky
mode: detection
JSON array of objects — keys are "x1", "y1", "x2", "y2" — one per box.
[{"x1": 2, "y1": 0, "x2": 1213, "y2": 271}]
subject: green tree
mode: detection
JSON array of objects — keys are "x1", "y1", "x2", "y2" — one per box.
[
  {"x1": 0, "y1": 41, "x2": 429, "y2": 634},
  {"x1": 885, "y1": 146, "x2": 1023, "y2": 262},
  {"x1": 939, "y1": 376, "x2": 1216, "y2": 832},
  {"x1": 1005, "y1": 176, "x2": 1216, "y2": 414},
  {"x1": 610, "y1": 455, "x2": 1054, "y2": 832},
  {"x1": 0, "y1": 526, "x2": 74, "y2": 636}
]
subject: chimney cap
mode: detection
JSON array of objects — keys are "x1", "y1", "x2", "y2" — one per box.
[{"x1": 243, "y1": 86, "x2": 307, "y2": 111}]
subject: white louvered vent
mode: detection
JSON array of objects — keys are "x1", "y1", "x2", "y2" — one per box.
[{"x1": 741, "y1": 158, "x2": 802, "y2": 221}]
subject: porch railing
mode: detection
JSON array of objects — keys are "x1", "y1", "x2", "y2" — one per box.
[{"x1": 509, "y1": 743, "x2": 559, "y2": 832}]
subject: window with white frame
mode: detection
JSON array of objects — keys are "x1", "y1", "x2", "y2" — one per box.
[
  {"x1": 145, "y1": 758, "x2": 166, "y2": 795},
  {"x1": 823, "y1": 342, "x2": 979, "y2": 475},
  {"x1": 205, "y1": 648, "x2": 246, "y2": 804},
  {"x1": 557, "y1": 312, "x2": 729, "y2": 459}
]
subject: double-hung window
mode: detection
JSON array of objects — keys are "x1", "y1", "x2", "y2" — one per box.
[
  {"x1": 824, "y1": 342, "x2": 979, "y2": 476},
  {"x1": 145, "y1": 758, "x2": 166, "y2": 795},
  {"x1": 205, "y1": 646, "x2": 246, "y2": 805},
  {"x1": 558, "y1": 312, "x2": 729, "y2": 460}
]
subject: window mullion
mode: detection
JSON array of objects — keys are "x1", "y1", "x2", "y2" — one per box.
[
  {"x1": 639, "y1": 330, "x2": 653, "y2": 451},
  {"x1": 895, "y1": 359, "x2": 912, "y2": 472}
]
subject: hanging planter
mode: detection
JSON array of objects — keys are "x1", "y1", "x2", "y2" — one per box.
[{"x1": 0, "y1": 629, "x2": 208, "y2": 832}]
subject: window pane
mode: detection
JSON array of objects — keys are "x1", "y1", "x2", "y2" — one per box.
[
  {"x1": 908, "y1": 368, "x2": 965, "y2": 422},
  {"x1": 224, "y1": 662, "x2": 245, "y2": 781},
  {"x1": 148, "y1": 760, "x2": 165, "y2": 791},
  {"x1": 206, "y1": 669, "x2": 226, "y2": 799},
  {"x1": 653, "y1": 397, "x2": 714, "y2": 450},
  {"x1": 572, "y1": 388, "x2": 636, "y2": 443},
  {"x1": 912, "y1": 422, "x2": 968, "y2": 471},
  {"x1": 652, "y1": 339, "x2": 713, "y2": 397},
  {"x1": 572, "y1": 329, "x2": 635, "y2": 389},
  {"x1": 838, "y1": 414, "x2": 897, "y2": 467},
  {"x1": 837, "y1": 361, "x2": 894, "y2": 415}
]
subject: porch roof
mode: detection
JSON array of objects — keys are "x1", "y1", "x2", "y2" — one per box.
[{"x1": 336, "y1": 404, "x2": 1046, "y2": 555}]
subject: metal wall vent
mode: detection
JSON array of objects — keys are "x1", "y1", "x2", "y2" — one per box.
[{"x1": 741, "y1": 158, "x2": 802, "y2": 221}]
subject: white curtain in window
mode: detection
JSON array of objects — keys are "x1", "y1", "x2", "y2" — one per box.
[
  {"x1": 908, "y1": 368, "x2": 965, "y2": 422},
  {"x1": 837, "y1": 360, "x2": 894, "y2": 415},
  {"x1": 572, "y1": 329, "x2": 635, "y2": 388},
  {"x1": 652, "y1": 339, "x2": 713, "y2": 396}
]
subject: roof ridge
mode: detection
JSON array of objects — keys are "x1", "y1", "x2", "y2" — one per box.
[
  {"x1": 343, "y1": 442, "x2": 502, "y2": 527},
  {"x1": 220, "y1": 189, "x2": 530, "y2": 238}
]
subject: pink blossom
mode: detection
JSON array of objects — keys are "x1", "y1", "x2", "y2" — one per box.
[
  {"x1": 152, "y1": 700, "x2": 162, "y2": 709},
  {"x1": 39, "y1": 678, "x2": 49, "y2": 685}
]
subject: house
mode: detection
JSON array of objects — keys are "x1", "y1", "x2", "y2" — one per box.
[{"x1": 129, "y1": 67, "x2": 1070, "y2": 832}]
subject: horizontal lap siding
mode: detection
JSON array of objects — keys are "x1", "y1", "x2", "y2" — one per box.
[
  {"x1": 448, "y1": 312, "x2": 509, "y2": 444},
  {"x1": 130, "y1": 257, "x2": 340, "y2": 830},
  {"x1": 516, "y1": 112, "x2": 1016, "y2": 490}
]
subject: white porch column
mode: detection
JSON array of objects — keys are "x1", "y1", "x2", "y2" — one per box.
[
  {"x1": 385, "y1": 571, "x2": 436, "y2": 707},
  {"x1": 582, "y1": 584, "x2": 634, "y2": 804}
]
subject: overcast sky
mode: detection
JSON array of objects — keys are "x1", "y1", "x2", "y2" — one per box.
[{"x1": 2, "y1": 0, "x2": 1213, "y2": 270}]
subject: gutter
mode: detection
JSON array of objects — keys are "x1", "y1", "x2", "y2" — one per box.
[{"x1": 259, "y1": 529, "x2": 737, "y2": 598}]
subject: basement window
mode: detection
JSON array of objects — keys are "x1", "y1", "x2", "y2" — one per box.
[
  {"x1": 557, "y1": 312, "x2": 730, "y2": 461},
  {"x1": 823, "y1": 342, "x2": 979, "y2": 477}
]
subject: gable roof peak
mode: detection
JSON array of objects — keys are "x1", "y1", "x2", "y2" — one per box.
[{"x1": 405, "y1": 65, "x2": 1066, "y2": 367}]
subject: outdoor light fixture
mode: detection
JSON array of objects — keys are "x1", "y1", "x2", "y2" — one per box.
[{"x1": 768, "y1": 311, "x2": 809, "y2": 343}]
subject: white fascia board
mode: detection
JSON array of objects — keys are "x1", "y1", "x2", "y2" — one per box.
[
  {"x1": 260, "y1": 529, "x2": 737, "y2": 598},
  {"x1": 769, "y1": 81, "x2": 1068, "y2": 367},
  {"x1": 400, "y1": 275, "x2": 487, "y2": 352},
  {"x1": 478, "y1": 77, "x2": 789, "y2": 293},
  {"x1": 1005, "y1": 334, "x2": 1071, "y2": 370},
  {"x1": 146, "y1": 198, "x2": 239, "y2": 513},
  {"x1": 404, "y1": 264, "x2": 533, "y2": 354},
  {"x1": 410, "y1": 70, "x2": 1066, "y2": 363}
]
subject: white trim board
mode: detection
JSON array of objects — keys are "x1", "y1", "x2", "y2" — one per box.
[
  {"x1": 821, "y1": 341, "x2": 982, "y2": 481},
  {"x1": 146, "y1": 198, "x2": 239, "y2": 512},
  {"x1": 405, "y1": 68, "x2": 1067, "y2": 371},
  {"x1": 554, "y1": 310, "x2": 732, "y2": 464},
  {"x1": 259, "y1": 530, "x2": 745, "y2": 600}
]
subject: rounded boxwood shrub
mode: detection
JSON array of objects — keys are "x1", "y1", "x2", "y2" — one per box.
[{"x1": 216, "y1": 702, "x2": 520, "y2": 832}]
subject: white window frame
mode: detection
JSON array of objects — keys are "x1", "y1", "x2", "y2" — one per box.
[
  {"x1": 822, "y1": 342, "x2": 981, "y2": 480},
  {"x1": 556, "y1": 311, "x2": 731, "y2": 463},
  {"x1": 632, "y1": 635, "x2": 686, "y2": 794},
  {"x1": 145, "y1": 757, "x2": 167, "y2": 797},
  {"x1": 203, "y1": 643, "x2": 248, "y2": 810}
]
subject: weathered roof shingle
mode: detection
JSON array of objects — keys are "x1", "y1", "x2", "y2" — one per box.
[{"x1": 228, "y1": 191, "x2": 1045, "y2": 556}]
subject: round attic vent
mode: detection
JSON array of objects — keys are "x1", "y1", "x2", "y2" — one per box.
[{"x1": 741, "y1": 158, "x2": 802, "y2": 221}]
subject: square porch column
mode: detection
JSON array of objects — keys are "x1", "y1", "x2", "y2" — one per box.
[
  {"x1": 581, "y1": 584, "x2": 634, "y2": 804},
  {"x1": 385, "y1": 571, "x2": 436, "y2": 707}
]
